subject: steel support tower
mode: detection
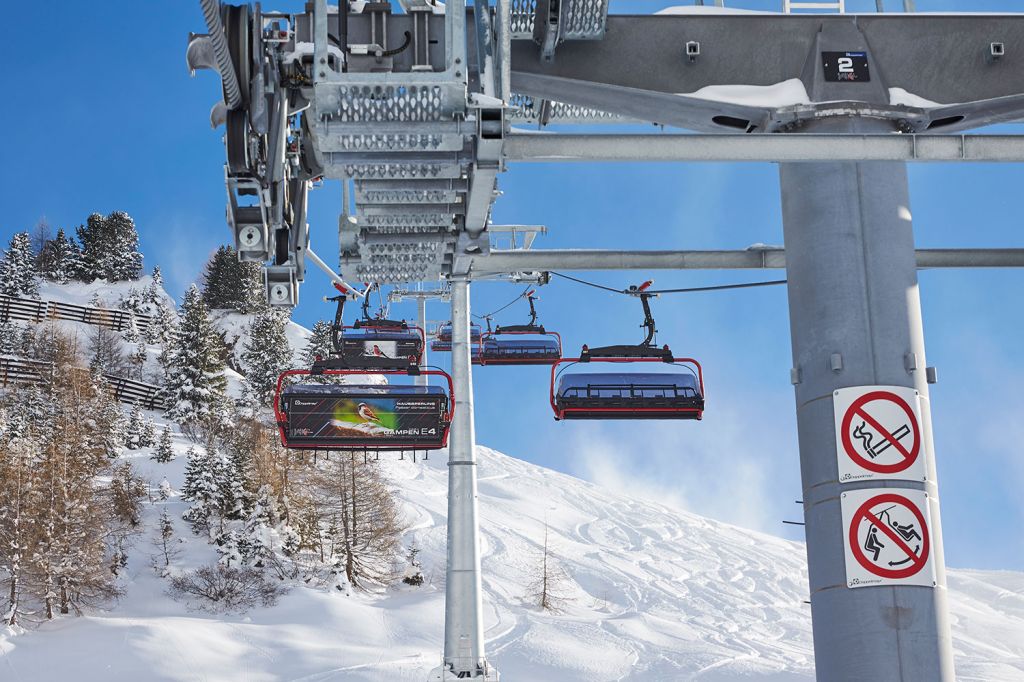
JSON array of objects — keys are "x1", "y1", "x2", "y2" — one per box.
[
  {"x1": 443, "y1": 278, "x2": 489, "y2": 679},
  {"x1": 187, "y1": 2, "x2": 1024, "y2": 679},
  {"x1": 781, "y1": 119, "x2": 952, "y2": 679}
]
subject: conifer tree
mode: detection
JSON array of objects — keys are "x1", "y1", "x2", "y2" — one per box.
[
  {"x1": 122, "y1": 311, "x2": 141, "y2": 344},
  {"x1": 164, "y1": 285, "x2": 227, "y2": 432},
  {"x1": 146, "y1": 299, "x2": 178, "y2": 347},
  {"x1": 38, "y1": 228, "x2": 81, "y2": 284},
  {"x1": 76, "y1": 212, "x2": 143, "y2": 282},
  {"x1": 0, "y1": 232, "x2": 40, "y2": 298},
  {"x1": 241, "y1": 307, "x2": 292, "y2": 408},
  {"x1": 106, "y1": 211, "x2": 144, "y2": 281},
  {"x1": 301, "y1": 320, "x2": 335, "y2": 365},
  {"x1": 0, "y1": 320, "x2": 20, "y2": 354},
  {"x1": 201, "y1": 245, "x2": 265, "y2": 313},
  {"x1": 150, "y1": 265, "x2": 164, "y2": 291},
  {"x1": 125, "y1": 404, "x2": 146, "y2": 450},
  {"x1": 157, "y1": 478, "x2": 172, "y2": 501},
  {"x1": 153, "y1": 426, "x2": 175, "y2": 463},
  {"x1": 141, "y1": 418, "x2": 156, "y2": 449},
  {"x1": 152, "y1": 509, "x2": 181, "y2": 576},
  {"x1": 91, "y1": 379, "x2": 126, "y2": 459},
  {"x1": 182, "y1": 447, "x2": 217, "y2": 534}
]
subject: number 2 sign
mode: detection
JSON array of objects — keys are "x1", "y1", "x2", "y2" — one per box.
[{"x1": 822, "y1": 52, "x2": 870, "y2": 82}]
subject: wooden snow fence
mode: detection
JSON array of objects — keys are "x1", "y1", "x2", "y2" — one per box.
[
  {"x1": 0, "y1": 355, "x2": 169, "y2": 411},
  {"x1": 0, "y1": 294, "x2": 155, "y2": 335}
]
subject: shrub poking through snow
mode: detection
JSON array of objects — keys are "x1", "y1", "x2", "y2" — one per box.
[{"x1": 168, "y1": 564, "x2": 287, "y2": 613}]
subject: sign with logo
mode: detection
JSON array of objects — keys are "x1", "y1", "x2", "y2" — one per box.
[
  {"x1": 841, "y1": 488, "x2": 935, "y2": 589},
  {"x1": 822, "y1": 51, "x2": 870, "y2": 82},
  {"x1": 834, "y1": 386, "x2": 926, "y2": 482}
]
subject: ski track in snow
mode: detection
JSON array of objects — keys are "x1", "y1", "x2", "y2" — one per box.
[{"x1": 0, "y1": 285, "x2": 1021, "y2": 681}]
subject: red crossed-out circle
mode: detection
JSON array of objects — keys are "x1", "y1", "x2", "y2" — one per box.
[
  {"x1": 849, "y1": 493, "x2": 930, "y2": 580},
  {"x1": 840, "y1": 391, "x2": 921, "y2": 474}
]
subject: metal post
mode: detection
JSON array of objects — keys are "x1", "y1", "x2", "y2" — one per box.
[
  {"x1": 780, "y1": 119, "x2": 953, "y2": 681},
  {"x1": 443, "y1": 278, "x2": 489, "y2": 679},
  {"x1": 417, "y1": 296, "x2": 428, "y2": 387}
]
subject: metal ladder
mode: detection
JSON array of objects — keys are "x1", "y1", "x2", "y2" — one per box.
[
  {"x1": 784, "y1": 0, "x2": 844, "y2": 12},
  {"x1": 784, "y1": 0, "x2": 917, "y2": 11}
]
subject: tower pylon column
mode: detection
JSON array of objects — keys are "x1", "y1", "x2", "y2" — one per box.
[
  {"x1": 781, "y1": 118, "x2": 953, "y2": 681},
  {"x1": 440, "y1": 277, "x2": 491, "y2": 679}
]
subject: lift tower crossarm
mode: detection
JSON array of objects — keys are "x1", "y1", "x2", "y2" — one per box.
[
  {"x1": 470, "y1": 248, "x2": 1024, "y2": 274},
  {"x1": 505, "y1": 134, "x2": 1024, "y2": 163}
]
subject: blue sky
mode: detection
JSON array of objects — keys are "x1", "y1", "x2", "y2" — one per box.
[{"x1": 1, "y1": 0, "x2": 1021, "y2": 571}]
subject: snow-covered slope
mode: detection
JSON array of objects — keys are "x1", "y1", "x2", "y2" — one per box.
[{"x1": 1, "y1": 437, "x2": 1021, "y2": 681}]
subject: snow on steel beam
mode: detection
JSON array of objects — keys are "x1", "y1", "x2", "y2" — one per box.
[{"x1": 504, "y1": 134, "x2": 1024, "y2": 163}]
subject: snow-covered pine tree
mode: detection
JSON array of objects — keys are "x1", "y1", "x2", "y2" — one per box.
[
  {"x1": 301, "y1": 320, "x2": 335, "y2": 366},
  {"x1": 76, "y1": 214, "x2": 107, "y2": 282},
  {"x1": 0, "y1": 232, "x2": 40, "y2": 298},
  {"x1": 76, "y1": 211, "x2": 143, "y2": 282},
  {"x1": 153, "y1": 425, "x2": 175, "y2": 463},
  {"x1": 89, "y1": 376, "x2": 126, "y2": 459},
  {"x1": 201, "y1": 245, "x2": 233, "y2": 309},
  {"x1": 157, "y1": 478, "x2": 172, "y2": 501},
  {"x1": 105, "y1": 211, "x2": 143, "y2": 281},
  {"x1": 0, "y1": 319, "x2": 20, "y2": 354},
  {"x1": 182, "y1": 446, "x2": 217, "y2": 534},
  {"x1": 237, "y1": 260, "x2": 265, "y2": 314},
  {"x1": 211, "y1": 447, "x2": 246, "y2": 528},
  {"x1": 121, "y1": 311, "x2": 141, "y2": 344},
  {"x1": 234, "y1": 485, "x2": 277, "y2": 568},
  {"x1": 125, "y1": 404, "x2": 146, "y2": 450},
  {"x1": 201, "y1": 245, "x2": 266, "y2": 313},
  {"x1": 141, "y1": 417, "x2": 156, "y2": 449},
  {"x1": 38, "y1": 228, "x2": 81, "y2": 284},
  {"x1": 241, "y1": 307, "x2": 292, "y2": 408},
  {"x1": 164, "y1": 285, "x2": 227, "y2": 433},
  {"x1": 146, "y1": 298, "x2": 178, "y2": 348},
  {"x1": 180, "y1": 446, "x2": 203, "y2": 499},
  {"x1": 150, "y1": 265, "x2": 164, "y2": 291}
]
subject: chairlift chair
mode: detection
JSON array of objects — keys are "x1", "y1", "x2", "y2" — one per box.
[
  {"x1": 549, "y1": 282, "x2": 705, "y2": 420},
  {"x1": 430, "y1": 322, "x2": 482, "y2": 352},
  {"x1": 274, "y1": 367, "x2": 454, "y2": 451},
  {"x1": 333, "y1": 285, "x2": 425, "y2": 369},
  {"x1": 272, "y1": 286, "x2": 453, "y2": 450},
  {"x1": 478, "y1": 292, "x2": 563, "y2": 366}
]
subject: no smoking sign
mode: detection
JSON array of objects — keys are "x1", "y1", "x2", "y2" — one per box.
[
  {"x1": 833, "y1": 386, "x2": 928, "y2": 482},
  {"x1": 841, "y1": 488, "x2": 936, "y2": 589}
]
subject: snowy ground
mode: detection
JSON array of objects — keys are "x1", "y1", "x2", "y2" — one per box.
[
  {"x1": 1, "y1": 435, "x2": 1021, "y2": 682},
  {"x1": 2, "y1": 281, "x2": 1021, "y2": 681}
]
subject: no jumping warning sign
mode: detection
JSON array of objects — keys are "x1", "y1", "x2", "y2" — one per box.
[
  {"x1": 834, "y1": 386, "x2": 927, "y2": 482},
  {"x1": 841, "y1": 488, "x2": 936, "y2": 589}
]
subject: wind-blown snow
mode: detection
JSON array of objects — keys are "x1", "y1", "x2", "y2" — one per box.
[
  {"x1": 889, "y1": 87, "x2": 944, "y2": 108},
  {"x1": 681, "y1": 79, "x2": 810, "y2": 108},
  {"x1": 1, "y1": 440, "x2": 1021, "y2": 681}
]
